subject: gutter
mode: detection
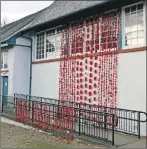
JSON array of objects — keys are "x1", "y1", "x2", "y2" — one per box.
[{"x1": 6, "y1": 36, "x2": 33, "y2": 99}]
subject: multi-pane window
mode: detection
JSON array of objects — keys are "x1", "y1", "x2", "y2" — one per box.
[
  {"x1": 71, "y1": 21, "x2": 84, "y2": 54},
  {"x1": 46, "y1": 29, "x2": 55, "y2": 58},
  {"x1": 35, "y1": 2, "x2": 145, "y2": 60},
  {"x1": 124, "y1": 3, "x2": 144, "y2": 47},
  {"x1": 56, "y1": 27, "x2": 63, "y2": 57},
  {"x1": 36, "y1": 27, "x2": 63, "y2": 60},
  {"x1": 101, "y1": 11, "x2": 118, "y2": 50},
  {"x1": 1, "y1": 50, "x2": 8, "y2": 69},
  {"x1": 36, "y1": 32, "x2": 44, "y2": 59}
]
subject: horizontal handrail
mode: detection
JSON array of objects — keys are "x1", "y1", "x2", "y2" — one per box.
[{"x1": 13, "y1": 93, "x2": 147, "y2": 122}]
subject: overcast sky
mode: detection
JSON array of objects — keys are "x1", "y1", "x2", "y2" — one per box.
[{"x1": 1, "y1": 1, "x2": 54, "y2": 23}]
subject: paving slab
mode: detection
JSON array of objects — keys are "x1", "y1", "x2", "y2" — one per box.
[{"x1": 118, "y1": 138, "x2": 147, "y2": 148}]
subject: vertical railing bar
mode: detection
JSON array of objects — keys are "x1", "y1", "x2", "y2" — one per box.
[
  {"x1": 133, "y1": 112, "x2": 135, "y2": 133},
  {"x1": 112, "y1": 114, "x2": 115, "y2": 146},
  {"x1": 138, "y1": 112, "x2": 141, "y2": 139},
  {"x1": 1, "y1": 95, "x2": 4, "y2": 113},
  {"x1": 79, "y1": 104, "x2": 81, "y2": 136},
  {"x1": 125, "y1": 111, "x2": 127, "y2": 131},
  {"x1": 131, "y1": 111, "x2": 132, "y2": 132},
  {"x1": 104, "y1": 107, "x2": 107, "y2": 131},
  {"x1": 129, "y1": 111, "x2": 130, "y2": 132}
]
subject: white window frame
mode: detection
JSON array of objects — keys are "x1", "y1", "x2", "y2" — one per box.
[
  {"x1": 35, "y1": 25, "x2": 63, "y2": 61},
  {"x1": 1, "y1": 50, "x2": 8, "y2": 70},
  {"x1": 122, "y1": 1, "x2": 146, "y2": 49}
]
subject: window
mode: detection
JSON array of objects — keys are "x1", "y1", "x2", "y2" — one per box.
[
  {"x1": 71, "y1": 21, "x2": 84, "y2": 54},
  {"x1": 36, "y1": 26, "x2": 63, "y2": 60},
  {"x1": 124, "y1": 2, "x2": 145, "y2": 48},
  {"x1": 101, "y1": 11, "x2": 118, "y2": 50},
  {"x1": 1, "y1": 50, "x2": 8, "y2": 69},
  {"x1": 46, "y1": 29, "x2": 55, "y2": 58},
  {"x1": 36, "y1": 32, "x2": 44, "y2": 59}
]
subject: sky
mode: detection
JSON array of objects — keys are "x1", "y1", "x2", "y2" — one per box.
[{"x1": 1, "y1": 1, "x2": 54, "y2": 23}]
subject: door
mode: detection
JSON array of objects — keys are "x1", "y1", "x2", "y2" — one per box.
[{"x1": 2, "y1": 76, "x2": 8, "y2": 105}]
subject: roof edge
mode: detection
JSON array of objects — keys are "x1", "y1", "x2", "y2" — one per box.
[{"x1": 22, "y1": 0, "x2": 110, "y2": 33}]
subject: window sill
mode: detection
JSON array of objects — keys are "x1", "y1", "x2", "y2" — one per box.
[
  {"x1": 1, "y1": 69, "x2": 9, "y2": 73},
  {"x1": 118, "y1": 46, "x2": 146, "y2": 54},
  {"x1": 32, "y1": 46, "x2": 147, "y2": 64}
]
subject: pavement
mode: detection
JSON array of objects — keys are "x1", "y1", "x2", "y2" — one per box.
[{"x1": 1, "y1": 117, "x2": 147, "y2": 148}]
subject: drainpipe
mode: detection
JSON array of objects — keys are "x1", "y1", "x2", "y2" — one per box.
[{"x1": 7, "y1": 36, "x2": 33, "y2": 99}]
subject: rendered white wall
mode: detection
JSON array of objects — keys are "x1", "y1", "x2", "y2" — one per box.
[
  {"x1": 1, "y1": 48, "x2": 15, "y2": 96},
  {"x1": 117, "y1": 51, "x2": 146, "y2": 136},
  {"x1": 31, "y1": 62, "x2": 60, "y2": 99},
  {"x1": 13, "y1": 37, "x2": 31, "y2": 95},
  {"x1": 31, "y1": 50, "x2": 146, "y2": 135}
]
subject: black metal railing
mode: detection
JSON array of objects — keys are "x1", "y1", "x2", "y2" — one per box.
[
  {"x1": 14, "y1": 93, "x2": 147, "y2": 138},
  {"x1": 1, "y1": 94, "x2": 147, "y2": 146},
  {"x1": 1, "y1": 95, "x2": 116, "y2": 146}
]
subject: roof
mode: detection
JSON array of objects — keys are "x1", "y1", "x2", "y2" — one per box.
[
  {"x1": 1, "y1": 12, "x2": 38, "y2": 43},
  {"x1": 24, "y1": 1, "x2": 108, "y2": 30},
  {"x1": 1, "y1": 0, "x2": 109, "y2": 43}
]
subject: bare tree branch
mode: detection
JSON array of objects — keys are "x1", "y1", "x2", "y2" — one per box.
[{"x1": 1, "y1": 16, "x2": 15, "y2": 27}]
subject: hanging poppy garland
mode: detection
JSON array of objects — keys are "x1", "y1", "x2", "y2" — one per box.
[{"x1": 59, "y1": 10, "x2": 120, "y2": 124}]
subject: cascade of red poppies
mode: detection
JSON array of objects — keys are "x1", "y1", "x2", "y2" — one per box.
[{"x1": 59, "y1": 10, "x2": 120, "y2": 124}]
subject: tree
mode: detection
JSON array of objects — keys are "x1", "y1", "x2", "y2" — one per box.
[
  {"x1": 1, "y1": 16, "x2": 8, "y2": 27},
  {"x1": 1, "y1": 16, "x2": 15, "y2": 27}
]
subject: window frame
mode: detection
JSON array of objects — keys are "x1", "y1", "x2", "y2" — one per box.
[
  {"x1": 1, "y1": 50, "x2": 8, "y2": 70},
  {"x1": 35, "y1": 25, "x2": 63, "y2": 61},
  {"x1": 122, "y1": 1, "x2": 146, "y2": 49}
]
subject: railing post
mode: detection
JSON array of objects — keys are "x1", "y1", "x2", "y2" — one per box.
[
  {"x1": 1, "y1": 96, "x2": 4, "y2": 113},
  {"x1": 104, "y1": 107, "x2": 107, "y2": 131},
  {"x1": 40, "y1": 98, "x2": 43, "y2": 128},
  {"x1": 112, "y1": 114, "x2": 115, "y2": 146},
  {"x1": 13, "y1": 94, "x2": 16, "y2": 115},
  {"x1": 32, "y1": 101, "x2": 34, "y2": 123},
  {"x1": 28, "y1": 95, "x2": 31, "y2": 112},
  {"x1": 138, "y1": 112, "x2": 141, "y2": 139},
  {"x1": 79, "y1": 104, "x2": 81, "y2": 136},
  {"x1": 57, "y1": 100, "x2": 60, "y2": 117}
]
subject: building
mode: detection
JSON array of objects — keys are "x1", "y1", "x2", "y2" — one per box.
[{"x1": 1, "y1": 0, "x2": 146, "y2": 135}]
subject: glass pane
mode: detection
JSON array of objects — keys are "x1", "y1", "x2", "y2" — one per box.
[
  {"x1": 4, "y1": 64, "x2": 8, "y2": 68},
  {"x1": 131, "y1": 12, "x2": 137, "y2": 25},
  {"x1": 138, "y1": 30, "x2": 144, "y2": 37},
  {"x1": 125, "y1": 14, "x2": 130, "y2": 28},
  {"x1": 125, "y1": 7, "x2": 130, "y2": 13},
  {"x1": 137, "y1": 11, "x2": 143, "y2": 24},
  {"x1": 131, "y1": 25, "x2": 137, "y2": 32},
  {"x1": 131, "y1": 5, "x2": 136, "y2": 12},
  {"x1": 131, "y1": 32, "x2": 137, "y2": 38},
  {"x1": 125, "y1": 33, "x2": 132, "y2": 39},
  {"x1": 137, "y1": 3, "x2": 143, "y2": 10},
  {"x1": 132, "y1": 39, "x2": 137, "y2": 45},
  {"x1": 126, "y1": 39, "x2": 131, "y2": 46},
  {"x1": 1, "y1": 53, "x2": 3, "y2": 60},
  {"x1": 138, "y1": 38, "x2": 144, "y2": 44},
  {"x1": 138, "y1": 23, "x2": 144, "y2": 30}
]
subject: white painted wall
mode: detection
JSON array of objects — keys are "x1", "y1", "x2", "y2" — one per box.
[
  {"x1": 13, "y1": 37, "x2": 31, "y2": 95},
  {"x1": 117, "y1": 50, "x2": 146, "y2": 136},
  {"x1": 31, "y1": 50, "x2": 146, "y2": 135},
  {"x1": 32, "y1": 62, "x2": 60, "y2": 99},
  {"x1": 118, "y1": 51, "x2": 146, "y2": 112},
  {"x1": 1, "y1": 48, "x2": 15, "y2": 96}
]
